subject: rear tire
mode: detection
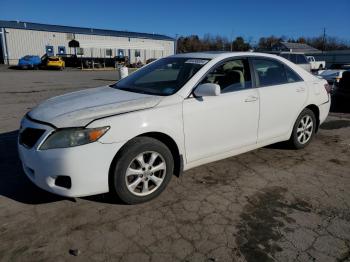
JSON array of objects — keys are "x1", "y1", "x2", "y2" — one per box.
[
  {"x1": 289, "y1": 108, "x2": 316, "y2": 149},
  {"x1": 111, "y1": 137, "x2": 174, "y2": 204}
]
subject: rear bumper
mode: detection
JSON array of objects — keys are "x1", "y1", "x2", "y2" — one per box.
[
  {"x1": 18, "y1": 117, "x2": 123, "y2": 197},
  {"x1": 47, "y1": 65, "x2": 63, "y2": 68},
  {"x1": 319, "y1": 97, "x2": 331, "y2": 125}
]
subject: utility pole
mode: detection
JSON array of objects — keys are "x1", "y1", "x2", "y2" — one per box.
[
  {"x1": 230, "y1": 29, "x2": 234, "y2": 51},
  {"x1": 175, "y1": 34, "x2": 178, "y2": 54},
  {"x1": 322, "y1": 27, "x2": 326, "y2": 53}
]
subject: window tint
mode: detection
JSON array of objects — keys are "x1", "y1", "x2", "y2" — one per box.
[
  {"x1": 296, "y1": 54, "x2": 308, "y2": 64},
  {"x1": 289, "y1": 54, "x2": 297, "y2": 64},
  {"x1": 201, "y1": 59, "x2": 252, "y2": 93},
  {"x1": 280, "y1": 53, "x2": 290, "y2": 60},
  {"x1": 280, "y1": 53, "x2": 308, "y2": 64},
  {"x1": 285, "y1": 66, "x2": 302, "y2": 83},
  {"x1": 253, "y1": 59, "x2": 288, "y2": 86}
]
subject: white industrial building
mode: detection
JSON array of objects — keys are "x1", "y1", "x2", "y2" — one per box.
[{"x1": 0, "y1": 20, "x2": 175, "y2": 65}]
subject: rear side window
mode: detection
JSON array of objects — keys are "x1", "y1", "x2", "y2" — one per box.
[
  {"x1": 296, "y1": 54, "x2": 307, "y2": 64},
  {"x1": 289, "y1": 54, "x2": 297, "y2": 64},
  {"x1": 252, "y1": 59, "x2": 288, "y2": 86},
  {"x1": 285, "y1": 66, "x2": 302, "y2": 83},
  {"x1": 280, "y1": 53, "x2": 290, "y2": 60}
]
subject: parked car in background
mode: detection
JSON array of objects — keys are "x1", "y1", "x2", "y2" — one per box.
[
  {"x1": 307, "y1": 56, "x2": 326, "y2": 71},
  {"x1": 146, "y1": 58, "x2": 157, "y2": 64},
  {"x1": 279, "y1": 52, "x2": 311, "y2": 72},
  {"x1": 46, "y1": 56, "x2": 65, "y2": 70},
  {"x1": 56, "y1": 54, "x2": 80, "y2": 67},
  {"x1": 18, "y1": 52, "x2": 330, "y2": 204},
  {"x1": 130, "y1": 61, "x2": 144, "y2": 68},
  {"x1": 331, "y1": 71, "x2": 350, "y2": 111},
  {"x1": 17, "y1": 55, "x2": 41, "y2": 69},
  {"x1": 318, "y1": 63, "x2": 350, "y2": 86}
]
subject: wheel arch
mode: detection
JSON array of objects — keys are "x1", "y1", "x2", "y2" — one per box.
[
  {"x1": 108, "y1": 132, "x2": 183, "y2": 192},
  {"x1": 305, "y1": 104, "x2": 320, "y2": 132}
]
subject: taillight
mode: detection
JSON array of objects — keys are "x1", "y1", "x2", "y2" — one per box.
[{"x1": 324, "y1": 83, "x2": 331, "y2": 94}]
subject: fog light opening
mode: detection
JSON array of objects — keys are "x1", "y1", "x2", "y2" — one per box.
[{"x1": 54, "y1": 176, "x2": 72, "y2": 189}]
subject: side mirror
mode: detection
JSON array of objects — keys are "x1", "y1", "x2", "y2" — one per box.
[{"x1": 194, "y1": 83, "x2": 220, "y2": 97}]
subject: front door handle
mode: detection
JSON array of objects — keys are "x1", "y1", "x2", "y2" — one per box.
[{"x1": 244, "y1": 96, "x2": 258, "y2": 102}]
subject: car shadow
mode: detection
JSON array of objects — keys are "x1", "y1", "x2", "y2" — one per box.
[
  {"x1": 0, "y1": 130, "x2": 67, "y2": 204},
  {"x1": 82, "y1": 193, "x2": 126, "y2": 205},
  {"x1": 330, "y1": 95, "x2": 350, "y2": 113},
  {"x1": 264, "y1": 142, "x2": 293, "y2": 150}
]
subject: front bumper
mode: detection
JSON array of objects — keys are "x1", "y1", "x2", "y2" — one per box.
[{"x1": 18, "y1": 117, "x2": 123, "y2": 197}]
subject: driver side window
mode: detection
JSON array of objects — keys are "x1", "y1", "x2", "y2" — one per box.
[{"x1": 201, "y1": 58, "x2": 252, "y2": 93}]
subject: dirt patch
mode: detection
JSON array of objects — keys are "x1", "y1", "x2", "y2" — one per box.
[
  {"x1": 236, "y1": 187, "x2": 312, "y2": 262},
  {"x1": 337, "y1": 241, "x2": 350, "y2": 262},
  {"x1": 329, "y1": 158, "x2": 348, "y2": 165}
]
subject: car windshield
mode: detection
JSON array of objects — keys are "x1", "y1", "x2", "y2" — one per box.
[
  {"x1": 111, "y1": 57, "x2": 209, "y2": 96},
  {"x1": 23, "y1": 56, "x2": 33, "y2": 60}
]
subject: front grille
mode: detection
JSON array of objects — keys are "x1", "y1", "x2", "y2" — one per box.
[{"x1": 19, "y1": 128, "x2": 46, "y2": 148}]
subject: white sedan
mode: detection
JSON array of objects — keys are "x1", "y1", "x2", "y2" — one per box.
[{"x1": 18, "y1": 52, "x2": 330, "y2": 204}]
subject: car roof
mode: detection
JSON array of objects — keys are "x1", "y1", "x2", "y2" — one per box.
[{"x1": 171, "y1": 51, "x2": 282, "y2": 60}]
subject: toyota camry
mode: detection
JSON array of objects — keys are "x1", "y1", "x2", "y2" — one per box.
[{"x1": 18, "y1": 52, "x2": 330, "y2": 204}]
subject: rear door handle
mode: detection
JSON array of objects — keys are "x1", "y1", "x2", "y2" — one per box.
[
  {"x1": 244, "y1": 96, "x2": 258, "y2": 102},
  {"x1": 296, "y1": 87, "x2": 306, "y2": 92}
]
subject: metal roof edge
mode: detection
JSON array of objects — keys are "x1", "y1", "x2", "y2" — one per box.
[{"x1": 0, "y1": 20, "x2": 175, "y2": 41}]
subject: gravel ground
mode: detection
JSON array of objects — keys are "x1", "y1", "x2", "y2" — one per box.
[{"x1": 0, "y1": 69, "x2": 349, "y2": 262}]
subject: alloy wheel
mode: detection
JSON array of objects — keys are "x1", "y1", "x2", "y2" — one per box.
[
  {"x1": 125, "y1": 151, "x2": 166, "y2": 196},
  {"x1": 296, "y1": 115, "x2": 313, "y2": 144}
]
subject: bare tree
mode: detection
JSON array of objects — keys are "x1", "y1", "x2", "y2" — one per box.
[{"x1": 177, "y1": 33, "x2": 350, "y2": 53}]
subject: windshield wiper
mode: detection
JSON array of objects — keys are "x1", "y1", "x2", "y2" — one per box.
[{"x1": 118, "y1": 87, "x2": 154, "y2": 95}]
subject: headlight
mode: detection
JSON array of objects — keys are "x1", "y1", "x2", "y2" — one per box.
[{"x1": 40, "y1": 126, "x2": 110, "y2": 150}]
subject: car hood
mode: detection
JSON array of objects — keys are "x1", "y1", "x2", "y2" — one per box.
[
  {"x1": 319, "y1": 69, "x2": 345, "y2": 77},
  {"x1": 28, "y1": 86, "x2": 162, "y2": 128}
]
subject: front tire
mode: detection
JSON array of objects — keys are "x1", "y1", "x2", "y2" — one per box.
[
  {"x1": 111, "y1": 137, "x2": 174, "y2": 204},
  {"x1": 289, "y1": 109, "x2": 316, "y2": 149}
]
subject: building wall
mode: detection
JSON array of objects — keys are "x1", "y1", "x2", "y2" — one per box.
[
  {"x1": 4, "y1": 28, "x2": 174, "y2": 65},
  {"x1": 0, "y1": 31, "x2": 4, "y2": 64}
]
